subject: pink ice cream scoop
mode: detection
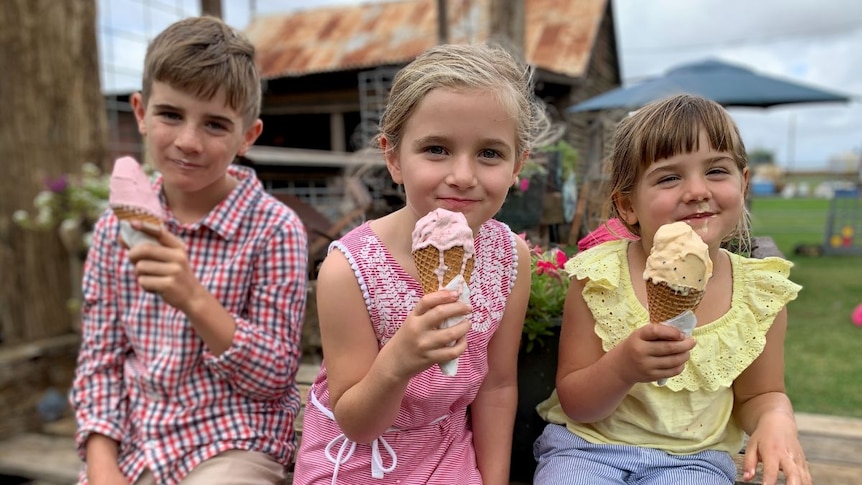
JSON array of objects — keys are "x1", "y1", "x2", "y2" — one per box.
[
  {"x1": 412, "y1": 209, "x2": 476, "y2": 284},
  {"x1": 109, "y1": 156, "x2": 165, "y2": 219},
  {"x1": 109, "y1": 156, "x2": 164, "y2": 247}
]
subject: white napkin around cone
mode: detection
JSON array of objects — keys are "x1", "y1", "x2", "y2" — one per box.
[
  {"x1": 656, "y1": 310, "x2": 697, "y2": 386},
  {"x1": 438, "y1": 274, "x2": 470, "y2": 377}
]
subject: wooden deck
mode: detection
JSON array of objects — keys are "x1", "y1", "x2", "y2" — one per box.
[{"x1": 1, "y1": 362, "x2": 860, "y2": 484}]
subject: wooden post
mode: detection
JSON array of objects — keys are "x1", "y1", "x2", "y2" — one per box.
[
  {"x1": 437, "y1": 0, "x2": 448, "y2": 44},
  {"x1": 200, "y1": 0, "x2": 222, "y2": 18},
  {"x1": 489, "y1": 0, "x2": 525, "y2": 59}
]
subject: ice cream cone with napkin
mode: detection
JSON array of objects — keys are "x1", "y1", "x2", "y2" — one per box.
[
  {"x1": 643, "y1": 221, "x2": 713, "y2": 385},
  {"x1": 411, "y1": 208, "x2": 475, "y2": 376},
  {"x1": 109, "y1": 156, "x2": 165, "y2": 248}
]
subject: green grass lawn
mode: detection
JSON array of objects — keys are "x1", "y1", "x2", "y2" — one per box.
[
  {"x1": 749, "y1": 196, "x2": 862, "y2": 418},
  {"x1": 749, "y1": 197, "x2": 832, "y2": 255}
]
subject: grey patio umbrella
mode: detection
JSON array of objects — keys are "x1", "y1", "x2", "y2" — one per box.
[{"x1": 569, "y1": 59, "x2": 850, "y2": 112}]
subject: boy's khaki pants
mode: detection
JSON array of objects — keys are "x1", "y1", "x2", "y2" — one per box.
[{"x1": 134, "y1": 449, "x2": 286, "y2": 485}]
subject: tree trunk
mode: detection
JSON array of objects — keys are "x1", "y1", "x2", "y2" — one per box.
[{"x1": 0, "y1": 0, "x2": 106, "y2": 344}]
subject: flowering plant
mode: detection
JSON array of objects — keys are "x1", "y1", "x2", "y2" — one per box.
[
  {"x1": 511, "y1": 140, "x2": 579, "y2": 194},
  {"x1": 520, "y1": 235, "x2": 574, "y2": 352},
  {"x1": 512, "y1": 158, "x2": 548, "y2": 194},
  {"x1": 13, "y1": 163, "x2": 110, "y2": 253}
]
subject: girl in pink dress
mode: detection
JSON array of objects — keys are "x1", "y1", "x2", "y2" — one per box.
[{"x1": 292, "y1": 43, "x2": 554, "y2": 484}]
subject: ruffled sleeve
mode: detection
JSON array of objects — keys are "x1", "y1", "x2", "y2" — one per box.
[
  {"x1": 663, "y1": 252, "x2": 801, "y2": 392},
  {"x1": 738, "y1": 256, "x2": 801, "y2": 327},
  {"x1": 564, "y1": 239, "x2": 625, "y2": 288},
  {"x1": 564, "y1": 240, "x2": 641, "y2": 350}
]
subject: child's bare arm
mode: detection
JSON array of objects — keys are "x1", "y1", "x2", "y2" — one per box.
[
  {"x1": 733, "y1": 307, "x2": 811, "y2": 485},
  {"x1": 555, "y1": 277, "x2": 629, "y2": 422},
  {"x1": 471, "y1": 236, "x2": 530, "y2": 485},
  {"x1": 319, "y1": 250, "x2": 470, "y2": 443}
]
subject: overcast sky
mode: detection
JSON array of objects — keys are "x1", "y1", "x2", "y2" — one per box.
[{"x1": 99, "y1": 0, "x2": 862, "y2": 171}]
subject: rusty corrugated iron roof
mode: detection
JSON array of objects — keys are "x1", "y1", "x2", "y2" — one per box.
[{"x1": 245, "y1": 0, "x2": 607, "y2": 80}]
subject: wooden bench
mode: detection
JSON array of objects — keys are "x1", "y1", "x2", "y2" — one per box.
[
  {"x1": 0, "y1": 431, "x2": 78, "y2": 484},
  {"x1": 2, "y1": 237, "x2": 853, "y2": 484},
  {"x1": 3, "y1": 367, "x2": 862, "y2": 485},
  {"x1": 0, "y1": 362, "x2": 318, "y2": 485},
  {"x1": 733, "y1": 453, "x2": 783, "y2": 485}
]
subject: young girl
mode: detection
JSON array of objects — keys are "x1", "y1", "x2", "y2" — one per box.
[
  {"x1": 292, "y1": 43, "x2": 549, "y2": 484},
  {"x1": 534, "y1": 94, "x2": 811, "y2": 485}
]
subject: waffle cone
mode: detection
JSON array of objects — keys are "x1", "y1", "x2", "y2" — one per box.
[
  {"x1": 111, "y1": 206, "x2": 163, "y2": 227},
  {"x1": 412, "y1": 246, "x2": 474, "y2": 295},
  {"x1": 646, "y1": 280, "x2": 704, "y2": 323}
]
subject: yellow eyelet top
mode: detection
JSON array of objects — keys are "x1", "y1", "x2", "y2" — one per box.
[{"x1": 536, "y1": 239, "x2": 801, "y2": 455}]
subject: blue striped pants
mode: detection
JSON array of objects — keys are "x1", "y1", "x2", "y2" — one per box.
[{"x1": 533, "y1": 424, "x2": 736, "y2": 484}]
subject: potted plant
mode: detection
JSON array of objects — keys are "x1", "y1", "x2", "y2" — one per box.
[
  {"x1": 497, "y1": 139, "x2": 580, "y2": 232},
  {"x1": 496, "y1": 156, "x2": 549, "y2": 232},
  {"x1": 520, "y1": 237, "x2": 571, "y2": 352},
  {"x1": 511, "y1": 235, "x2": 574, "y2": 482}
]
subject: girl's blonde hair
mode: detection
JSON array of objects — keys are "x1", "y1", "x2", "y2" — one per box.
[
  {"x1": 606, "y1": 94, "x2": 751, "y2": 250},
  {"x1": 374, "y1": 43, "x2": 557, "y2": 158}
]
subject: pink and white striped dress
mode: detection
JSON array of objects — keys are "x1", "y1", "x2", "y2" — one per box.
[{"x1": 293, "y1": 219, "x2": 518, "y2": 485}]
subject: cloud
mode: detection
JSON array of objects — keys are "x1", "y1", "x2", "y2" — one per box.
[{"x1": 614, "y1": 0, "x2": 862, "y2": 169}]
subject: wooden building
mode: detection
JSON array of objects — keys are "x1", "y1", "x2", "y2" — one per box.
[{"x1": 243, "y1": 0, "x2": 625, "y2": 240}]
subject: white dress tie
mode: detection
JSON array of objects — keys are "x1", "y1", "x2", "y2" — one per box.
[{"x1": 311, "y1": 389, "x2": 397, "y2": 484}]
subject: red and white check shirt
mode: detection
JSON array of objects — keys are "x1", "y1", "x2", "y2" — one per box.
[{"x1": 71, "y1": 165, "x2": 308, "y2": 484}]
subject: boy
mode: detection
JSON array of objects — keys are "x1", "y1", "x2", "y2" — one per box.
[{"x1": 71, "y1": 16, "x2": 308, "y2": 485}]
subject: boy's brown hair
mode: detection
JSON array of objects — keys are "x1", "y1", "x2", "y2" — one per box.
[{"x1": 140, "y1": 16, "x2": 261, "y2": 127}]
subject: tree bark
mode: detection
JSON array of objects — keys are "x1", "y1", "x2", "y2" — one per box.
[{"x1": 0, "y1": 0, "x2": 106, "y2": 344}]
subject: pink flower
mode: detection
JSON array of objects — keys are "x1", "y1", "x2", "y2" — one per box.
[
  {"x1": 536, "y1": 260, "x2": 557, "y2": 275},
  {"x1": 531, "y1": 244, "x2": 543, "y2": 257},
  {"x1": 45, "y1": 175, "x2": 69, "y2": 193},
  {"x1": 519, "y1": 177, "x2": 530, "y2": 192},
  {"x1": 552, "y1": 248, "x2": 568, "y2": 268}
]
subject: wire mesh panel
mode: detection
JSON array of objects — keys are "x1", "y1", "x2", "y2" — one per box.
[
  {"x1": 355, "y1": 67, "x2": 398, "y2": 150},
  {"x1": 822, "y1": 189, "x2": 862, "y2": 255}
]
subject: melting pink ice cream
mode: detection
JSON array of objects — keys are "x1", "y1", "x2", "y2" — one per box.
[
  {"x1": 109, "y1": 156, "x2": 165, "y2": 219},
  {"x1": 411, "y1": 208, "x2": 475, "y2": 289}
]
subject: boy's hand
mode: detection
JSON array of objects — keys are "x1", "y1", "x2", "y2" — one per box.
[
  {"x1": 613, "y1": 323, "x2": 696, "y2": 384},
  {"x1": 384, "y1": 290, "x2": 472, "y2": 380},
  {"x1": 126, "y1": 220, "x2": 205, "y2": 312}
]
